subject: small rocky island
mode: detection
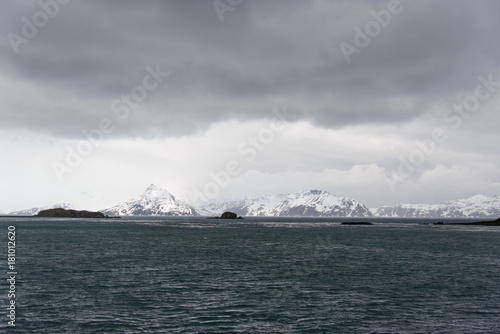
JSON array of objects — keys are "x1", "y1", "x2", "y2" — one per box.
[
  {"x1": 36, "y1": 208, "x2": 108, "y2": 218},
  {"x1": 207, "y1": 211, "x2": 244, "y2": 219},
  {"x1": 467, "y1": 217, "x2": 500, "y2": 226},
  {"x1": 433, "y1": 218, "x2": 500, "y2": 226},
  {"x1": 341, "y1": 221, "x2": 373, "y2": 225}
]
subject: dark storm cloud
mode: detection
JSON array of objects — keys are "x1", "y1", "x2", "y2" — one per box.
[{"x1": 1, "y1": 0, "x2": 500, "y2": 137}]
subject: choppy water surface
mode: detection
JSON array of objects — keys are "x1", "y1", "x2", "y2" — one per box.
[{"x1": 1, "y1": 216, "x2": 499, "y2": 333}]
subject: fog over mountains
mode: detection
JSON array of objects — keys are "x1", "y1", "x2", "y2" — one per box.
[{"x1": 6, "y1": 185, "x2": 499, "y2": 218}]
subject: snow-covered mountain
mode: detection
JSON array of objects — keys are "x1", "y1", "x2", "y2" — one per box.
[
  {"x1": 196, "y1": 190, "x2": 372, "y2": 217},
  {"x1": 371, "y1": 195, "x2": 500, "y2": 218},
  {"x1": 9, "y1": 203, "x2": 73, "y2": 216},
  {"x1": 102, "y1": 184, "x2": 197, "y2": 216}
]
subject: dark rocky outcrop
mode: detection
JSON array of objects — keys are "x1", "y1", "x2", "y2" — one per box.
[
  {"x1": 435, "y1": 218, "x2": 500, "y2": 226},
  {"x1": 221, "y1": 211, "x2": 238, "y2": 219},
  {"x1": 36, "y1": 208, "x2": 107, "y2": 218},
  {"x1": 207, "y1": 211, "x2": 244, "y2": 219},
  {"x1": 466, "y1": 217, "x2": 500, "y2": 226},
  {"x1": 341, "y1": 221, "x2": 373, "y2": 225}
]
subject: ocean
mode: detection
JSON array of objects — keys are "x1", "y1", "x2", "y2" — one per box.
[{"x1": 1, "y1": 216, "x2": 499, "y2": 333}]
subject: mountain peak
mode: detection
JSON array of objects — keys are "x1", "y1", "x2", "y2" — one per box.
[
  {"x1": 303, "y1": 189, "x2": 331, "y2": 196},
  {"x1": 146, "y1": 184, "x2": 159, "y2": 191},
  {"x1": 102, "y1": 185, "x2": 196, "y2": 216},
  {"x1": 142, "y1": 184, "x2": 174, "y2": 200}
]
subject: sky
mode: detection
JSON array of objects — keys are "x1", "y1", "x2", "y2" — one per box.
[{"x1": 1, "y1": 0, "x2": 500, "y2": 212}]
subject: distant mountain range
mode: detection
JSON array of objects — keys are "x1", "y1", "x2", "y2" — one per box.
[
  {"x1": 101, "y1": 186, "x2": 372, "y2": 217},
  {"x1": 6, "y1": 184, "x2": 500, "y2": 218},
  {"x1": 371, "y1": 195, "x2": 500, "y2": 218}
]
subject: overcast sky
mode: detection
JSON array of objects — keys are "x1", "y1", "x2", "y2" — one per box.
[{"x1": 1, "y1": 0, "x2": 500, "y2": 212}]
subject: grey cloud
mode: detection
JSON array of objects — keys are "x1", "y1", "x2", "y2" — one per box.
[{"x1": 1, "y1": 0, "x2": 500, "y2": 138}]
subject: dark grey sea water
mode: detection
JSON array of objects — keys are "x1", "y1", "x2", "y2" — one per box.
[{"x1": 1, "y1": 216, "x2": 500, "y2": 333}]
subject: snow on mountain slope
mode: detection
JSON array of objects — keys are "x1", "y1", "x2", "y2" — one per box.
[
  {"x1": 9, "y1": 203, "x2": 73, "y2": 216},
  {"x1": 197, "y1": 190, "x2": 372, "y2": 217},
  {"x1": 371, "y1": 194, "x2": 500, "y2": 218},
  {"x1": 103, "y1": 184, "x2": 197, "y2": 216}
]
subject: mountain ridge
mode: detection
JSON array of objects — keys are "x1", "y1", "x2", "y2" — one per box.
[{"x1": 196, "y1": 189, "x2": 373, "y2": 217}]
